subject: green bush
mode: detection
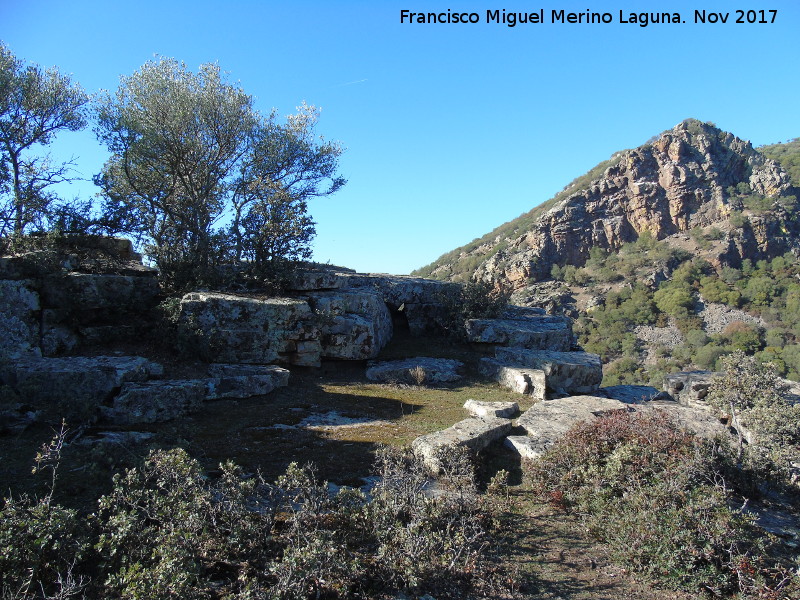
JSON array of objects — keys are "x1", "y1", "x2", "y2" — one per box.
[{"x1": 524, "y1": 410, "x2": 796, "y2": 595}]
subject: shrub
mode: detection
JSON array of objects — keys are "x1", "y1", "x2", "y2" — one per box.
[{"x1": 524, "y1": 410, "x2": 794, "y2": 595}]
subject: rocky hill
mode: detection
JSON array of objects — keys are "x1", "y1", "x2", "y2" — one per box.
[{"x1": 414, "y1": 119, "x2": 799, "y2": 287}]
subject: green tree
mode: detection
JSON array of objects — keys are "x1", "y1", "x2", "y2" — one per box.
[
  {"x1": 95, "y1": 57, "x2": 344, "y2": 289},
  {"x1": 706, "y1": 352, "x2": 800, "y2": 474},
  {"x1": 231, "y1": 103, "x2": 344, "y2": 279},
  {"x1": 0, "y1": 42, "x2": 89, "y2": 238}
]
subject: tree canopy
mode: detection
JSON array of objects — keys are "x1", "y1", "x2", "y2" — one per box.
[
  {"x1": 0, "y1": 42, "x2": 89, "y2": 239},
  {"x1": 94, "y1": 57, "x2": 345, "y2": 289}
]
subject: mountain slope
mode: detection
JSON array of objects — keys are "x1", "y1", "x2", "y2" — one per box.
[{"x1": 414, "y1": 120, "x2": 799, "y2": 287}]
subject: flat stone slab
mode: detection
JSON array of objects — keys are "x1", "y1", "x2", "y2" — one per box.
[
  {"x1": 412, "y1": 416, "x2": 513, "y2": 473},
  {"x1": 495, "y1": 348, "x2": 602, "y2": 395},
  {"x1": 102, "y1": 380, "x2": 208, "y2": 424},
  {"x1": 601, "y1": 385, "x2": 671, "y2": 404},
  {"x1": 504, "y1": 435, "x2": 550, "y2": 460},
  {"x1": 207, "y1": 363, "x2": 290, "y2": 399},
  {"x1": 366, "y1": 357, "x2": 463, "y2": 384},
  {"x1": 466, "y1": 308, "x2": 573, "y2": 351},
  {"x1": 517, "y1": 395, "x2": 628, "y2": 450},
  {"x1": 463, "y1": 399, "x2": 519, "y2": 418},
  {"x1": 479, "y1": 357, "x2": 546, "y2": 398},
  {"x1": 0, "y1": 355, "x2": 164, "y2": 414}
]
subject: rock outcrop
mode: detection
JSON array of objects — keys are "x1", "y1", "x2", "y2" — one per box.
[
  {"x1": 0, "y1": 237, "x2": 160, "y2": 358},
  {"x1": 418, "y1": 120, "x2": 799, "y2": 287}
]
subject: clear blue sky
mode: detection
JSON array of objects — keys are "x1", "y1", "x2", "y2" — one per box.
[{"x1": 3, "y1": 1, "x2": 799, "y2": 274}]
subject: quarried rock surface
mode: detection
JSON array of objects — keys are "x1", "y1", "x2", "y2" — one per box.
[
  {"x1": 0, "y1": 356, "x2": 164, "y2": 421},
  {"x1": 305, "y1": 290, "x2": 392, "y2": 360},
  {"x1": 495, "y1": 348, "x2": 602, "y2": 395},
  {"x1": 463, "y1": 399, "x2": 519, "y2": 419},
  {"x1": 207, "y1": 363, "x2": 290, "y2": 399},
  {"x1": 179, "y1": 293, "x2": 320, "y2": 366},
  {"x1": 466, "y1": 307, "x2": 572, "y2": 351},
  {"x1": 479, "y1": 358, "x2": 546, "y2": 398},
  {"x1": 513, "y1": 395, "x2": 628, "y2": 457},
  {"x1": 412, "y1": 416, "x2": 513, "y2": 473},
  {"x1": 102, "y1": 380, "x2": 208, "y2": 424},
  {"x1": 0, "y1": 280, "x2": 41, "y2": 358},
  {"x1": 600, "y1": 385, "x2": 670, "y2": 404},
  {"x1": 365, "y1": 357, "x2": 463, "y2": 384},
  {"x1": 40, "y1": 273, "x2": 159, "y2": 313}
]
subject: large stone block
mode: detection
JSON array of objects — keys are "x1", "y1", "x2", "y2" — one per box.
[
  {"x1": 305, "y1": 290, "x2": 392, "y2": 360},
  {"x1": 412, "y1": 416, "x2": 513, "y2": 473},
  {"x1": 663, "y1": 371, "x2": 719, "y2": 406},
  {"x1": 206, "y1": 363, "x2": 290, "y2": 399},
  {"x1": 179, "y1": 292, "x2": 319, "y2": 365},
  {"x1": 466, "y1": 310, "x2": 573, "y2": 351},
  {"x1": 0, "y1": 356, "x2": 163, "y2": 422},
  {"x1": 515, "y1": 395, "x2": 628, "y2": 456},
  {"x1": 0, "y1": 280, "x2": 41, "y2": 359},
  {"x1": 494, "y1": 348, "x2": 602, "y2": 395},
  {"x1": 41, "y1": 273, "x2": 159, "y2": 312},
  {"x1": 102, "y1": 380, "x2": 208, "y2": 424},
  {"x1": 479, "y1": 357, "x2": 546, "y2": 398}
]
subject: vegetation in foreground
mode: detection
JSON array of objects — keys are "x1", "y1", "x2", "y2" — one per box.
[
  {"x1": 2, "y1": 352, "x2": 799, "y2": 600},
  {"x1": 1, "y1": 438, "x2": 516, "y2": 600}
]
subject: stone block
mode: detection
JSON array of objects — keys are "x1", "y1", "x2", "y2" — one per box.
[
  {"x1": 103, "y1": 380, "x2": 208, "y2": 424},
  {"x1": 479, "y1": 357, "x2": 546, "y2": 398},
  {"x1": 466, "y1": 312, "x2": 573, "y2": 351},
  {"x1": 305, "y1": 290, "x2": 393, "y2": 360},
  {"x1": 463, "y1": 399, "x2": 519, "y2": 418},
  {"x1": 179, "y1": 292, "x2": 318, "y2": 365},
  {"x1": 412, "y1": 416, "x2": 513, "y2": 473},
  {"x1": 495, "y1": 348, "x2": 602, "y2": 395},
  {"x1": 0, "y1": 280, "x2": 41, "y2": 359},
  {"x1": 206, "y1": 363, "x2": 290, "y2": 399}
]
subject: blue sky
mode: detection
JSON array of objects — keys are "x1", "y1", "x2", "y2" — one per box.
[{"x1": 3, "y1": 1, "x2": 799, "y2": 274}]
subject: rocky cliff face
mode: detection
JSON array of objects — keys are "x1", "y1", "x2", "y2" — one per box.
[{"x1": 420, "y1": 120, "x2": 798, "y2": 287}]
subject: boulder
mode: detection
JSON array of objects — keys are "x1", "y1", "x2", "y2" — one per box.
[
  {"x1": 495, "y1": 348, "x2": 602, "y2": 395},
  {"x1": 365, "y1": 357, "x2": 463, "y2": 384},
  {"x1": 412, "y1": 415, "x2": 513, "y2": 474},
  {"x1": 305, "y1": 290, "x2": 392, "y2": 360},
  {"x1": 463, "y1": 399, "x2": 519, "y2": 419},
  {"x1": 206, "y1": 363, "x2": 290, "y2": 399},
  {"x1": 0, "y1": 356, "x2": 163, "y2": 422},
  {"x1": 0, "y1": 280, "x2": 41, "y2": 358},
  {"x1": 479, "y1": 358, "x2": 546, "y2": 398},
  {"x1": 663, "y1": 371, "x2": 719, "y2": 406},
  {"x1": 466, "y1": 308, "x2": 573, "y2": 351},
  {"x1": 102, "y1": 380, "x2": 208, "y2": 424},
  {"x1": 179, "y1": 292, "x2": 320, "y2": 366}
]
